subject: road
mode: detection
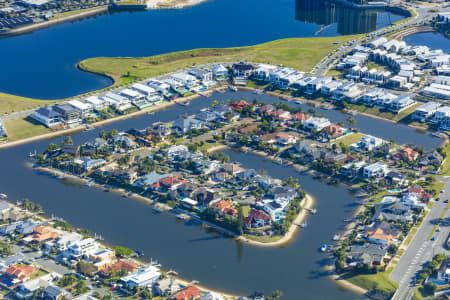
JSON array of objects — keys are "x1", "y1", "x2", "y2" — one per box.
[{"x1": 391, "y1": 177, "x2": 450, "y2": 300}]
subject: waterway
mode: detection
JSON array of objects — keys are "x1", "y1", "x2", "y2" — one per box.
[
  {"x1": 0, "y1": 91, "x2": 441, "y2": 299},
  {"x1": 403, "y1": 31, "x2": 450, "y2": 53},
  {"x1": 0, "y1": 0, "x2": 403, "y2": 99}
]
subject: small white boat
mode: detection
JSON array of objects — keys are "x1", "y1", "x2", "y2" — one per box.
[
  {"x1": 229, "y1": 86, "x2": 238, "y2": 92},
  {"x1": 300, "y1": 223, "x2": 307, "y2": 228},
  {"x1": 332, "y1": 234, "x2": 341, "y2": 241},
  {"x1": 0, "y1": 194, "x2": 7, "y2": 199},
  {"x1": 321, "y1": 244, "x2": 327, "y2": 252}
]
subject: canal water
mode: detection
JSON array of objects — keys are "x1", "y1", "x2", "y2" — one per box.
[
  {"x1": 403, "y1": 31, "x2": 450, "y2": 53},
  {"x1": 0, "y1": 0, "x2": 403, "y2": 99},
  {"x1": 0, "y1": 91, "x2": 440, "y2": 299}
]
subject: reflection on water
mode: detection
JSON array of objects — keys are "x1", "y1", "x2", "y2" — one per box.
[{"x1": 295, "y1": 0, "x2": 396, "y2": 35}]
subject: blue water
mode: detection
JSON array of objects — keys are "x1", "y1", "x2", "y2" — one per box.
[
  {"x1": 0, "y1": 0, "x2": 403, "y2": 99},
  {"x1": 404, "y1": 31, "x2": 450, "y2": 53}
]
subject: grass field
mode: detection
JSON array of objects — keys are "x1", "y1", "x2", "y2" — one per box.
[
  {"x1": 0, "y1": 35, "x2": 357, "y2": 118},
  {"x1": 342, "y1": 271, "x2": 399, "y2": 296},
  {"x1": 79, "y1": 36, "x2": 358, "y2": 87},
  {"x1": 3, "y1": 116, "x2": 51, "y2": 142},
  {"x1": 439, "y1": 142, "x2": 450, "y2": 176},
  {"x1": 0, "y1": 93, "x2": 59, "y2": 116},
  {"x1": 333, "y1": 133, "x2": 364, "y2": 147},
  {"x1": 346, "y1": 102, "x2": 422, "y2": 123}
]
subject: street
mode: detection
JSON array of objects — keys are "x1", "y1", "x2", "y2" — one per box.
[{"x1": 391, "y1": 177, "x2": 450, "y2": 300}]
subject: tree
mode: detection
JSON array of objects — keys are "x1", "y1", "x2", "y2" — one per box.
[
  {"x1": 347, "y1": 116, "x2": 356, "y2": 125},
  {"x1": 269, "y1": 290, "x2": 283, "y2": 300},
  {"x1": 61, "y1": 136, "x2": 73, "y2": 146},
  {"x1": 424, "y1": 282, "x2": 437, "y2": 295},
  {"x1": 112, "y1": 246, "x2": 134, "y2": 258},
  {"x1": 45, "y1": 143, "x2": 59, "y2": 153}
]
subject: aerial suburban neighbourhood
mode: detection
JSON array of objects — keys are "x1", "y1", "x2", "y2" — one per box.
[{"x1": 0, "y1": 0, "x2": 449, "y2": 299}]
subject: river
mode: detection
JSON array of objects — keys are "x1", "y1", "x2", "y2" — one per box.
[
  {"x1": 403, "y1": 31, "x2": 450, "y2": 53},
  {"x1": 0, "y1": 90, "x2": 441, "y2": 299},
  {"x1": 0, "y1": 0, "x2": 403, "y2": 99}
]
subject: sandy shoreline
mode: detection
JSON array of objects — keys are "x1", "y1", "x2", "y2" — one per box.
[{"x1": 146, "y1": 0, "x2": 209, "y2": 9}]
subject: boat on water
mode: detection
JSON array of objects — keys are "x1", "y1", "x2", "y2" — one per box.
[
  {"x1": 300, "y1": 223, "x2": 307, "y2": 228},
  {"x1": 332, "y1": 234, "x2": 341, "y2": 241},
  {"x1": 0, "y1": 194, "x2": 7, "y2": 199},
  {"x1": 85, "y1": 125, "x2": 95, "y2": 131},
  {"x1": 229, "y1": 86, "x2": 238, "y2": 92},
  {"x1": 178, "y1": 101, "x2": 190, "y2": 107},
  {"x1": 321, "y1": 244, "x2": 327, "y2": 252}
]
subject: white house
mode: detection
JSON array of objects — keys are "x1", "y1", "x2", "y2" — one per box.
[
  {"x1": 31, "y1": 107, "x2": 62, "y2": 128},
  {"x1": 64, "y1": 238, "x2": 99, "y2": 260},
  {"x1": 302, "y1": 117, "x2": 331, "y2": 131},
  {"x1": 120, "y1": 265, "x2": 161, "y2": 289},
  {"x1": 350, "y1": 135, "x2": 384, "y2": 152},
  {"x1": 212, "y1": 64, "x2": 228, "y2": 77},
  {"x1": 85, "y1": 96, "x2": 108, "y2": 111},
  {"x1": 362, "y1": 162, "x2": 388, "y2": 179},
  {"x1": 131, "y1": 83, "x2": 158, "y2": 98},
  {"x1": 68, "y1": 100, "x2": 93, "y2": 118},
  {"x1": 104, "y1": 92, "x2": 132, "y2": 111},
  {"x1": 433, "y1": 106, "x2": 450, "y2": 123},
  {"x1": 389, "y1": 94, "x2": 414, "y2": 113},
  {"x1": 120, "y1": 88, "x2": 145, "y2": 102},
  {"x1": 412, "y1": 102, "x2": 440, "y2": 122}
]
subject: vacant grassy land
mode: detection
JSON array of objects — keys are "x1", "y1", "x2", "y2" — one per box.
[
  {"x1": 333, "y1": 133, "x2": 364, "y2": 147},
  {"x1": 0, "y1": 93, "x2": 59, "y2": 116},
  {"x1": 79, "y1": 36, "x2": 358, "y2": 87},
  {"x1": 3, "y1": 116, "x2": 51, "y2": 142},
  {"x1": 342, "y1": 271, "x2": 399, "y2": 296}
]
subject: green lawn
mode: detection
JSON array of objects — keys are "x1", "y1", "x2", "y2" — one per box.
[
  {"x1": 341, "y1": 271, "x2": 399, "y2": 296},
  {"x1": 345, "y1": 103, "x2": 421, "y2": 123},
  {"x1": 333, "y1": 132, "x2": 364, "y2": 147},
  {"x1": 3, "y1": 116, "x2": 51, "y2": 142},
  {"x1": 79, "y1": 35, "x2": 359, "y2": 88},
  {"x1": 439, "y1": 142, "x2": 450, "y2": 176},
  {"x1": 0, "y1": 93, "x2": 59, "y2": 116},
  {"x1": 241, "y1": 205, "x2": 250, "y2": 218}
]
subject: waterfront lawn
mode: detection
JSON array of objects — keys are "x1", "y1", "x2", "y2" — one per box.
[
  {"x1": 332, "y1": 132, "x2": 364, "y2": 147},
  {"x1": 0, "y1": 93, "x2": 58, "y2": 116},
  {"x1": 79, "y1": 35, "x2": 359, "y2": 87},
  {"x1": 3, "y1": 116, "x2": 51, "y2": 141},
  {"x1": 439, "y1": 142, "x2": 450, "y2": 176},
  {"x1": 344, "y1": 102, "x2": 421, "y2": 123},
  {"x1": 341, "y1": 271, "x2": 399, "y2": 296}
]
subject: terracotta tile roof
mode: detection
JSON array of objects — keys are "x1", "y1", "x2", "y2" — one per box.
[
  {"x1": 249, "y1": 209, "x2": 271, "y2": 221},
  {"x1": 6, "y1": 265, "x2": 37, "y2": 281},
  {"x1": 171, "y1": 285, "x2": 202, "y2": 300},
  {"x1": 159, "y1": 176, "x2": 187, "y2": 187},
  {"x1": 291, "y1": 112, "x2": 311, "y2": 121},
  {"x1": 230, "y1": 100, "x2": 250, "y2": 111}
]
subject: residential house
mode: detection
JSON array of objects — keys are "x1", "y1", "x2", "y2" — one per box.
[
  {"x1": 232, "y1": 62, "x2": 255, "y2": 79},
  {"x1": 189, "y1": 68, "x2": 213, "y2": 83},
  {"x1": 243, "y1": 209, "x2": 271, "y2": 229},
  {"x1": 170, "y1": 285, "x2": 202, "y2": 300},
  {"x1": 347, "y1": 244, "x2": 388, "y2": 266},
  {"x1": 362, "y1": 162, "x2": 388, "y2": 179},
  {"x1": 53, "y1": 104, "x2": 82, "y2": 126},
  {"x1": 5, "y1": 265, "x2": 38, "y2": 284},
  {"x1": 172, "y1": 118, "x2": 204, "y2": 133},
  {"x1": 212, "y1": 64, "x2": 228, "y2": 77},
  {"x1": 44, "y1": 284, "x2": 71, "y2": 300},
  {"x1": 419, "y1": 150, "x2": 443, "y2": 168},
  {"x1": 68, "y1": 100, "x2": 93, "y2": 119},
  {"x1": 385, "y1": 171, "x2": 408, "y2": 186},
  {"x1": 152, "y1": 278, "x2": 181, "y2": 297},
  {"x1": 120, "y1": 265, "x2": 161, "y2": 289},
  {"x1": 412, "y1": 102, "x2": 440, "y2": 122},
  {"x1": 365, "y1": 221, "x2": 399, "y2": 245},
  {"x1": 321, "y1": 124, "x2": 345, "y2": 139},
  {"x1": 31, "y1": 107, "x2": 63, "y2": 128},
  {"x1": 393, "y1": 147, "x2": 419, "y2": 162},
  {"x1": 158, "y1": 176, "x2": 187, "y2": 191},
  {"x1": 302, "y1": 117, "x2": 331, "y2": 131},
  {"x1": 85, "y1": 95, "x2": 108, "y2": 111},
  {"x1": 437, "y1": 258, "x2": 450, "y2": 283},
  {"x1": 210, "y1": 200, "x2": 237, "y2": 217},
  {"x1": 339, "y1": 161, "x2": 366, "y2": 178},
  {"x1": 350, "y1": 135, "x2": 384, "y2": 152},
  {"x1": 389, "y1": 95, "x2": 414, "y2": 113}
]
